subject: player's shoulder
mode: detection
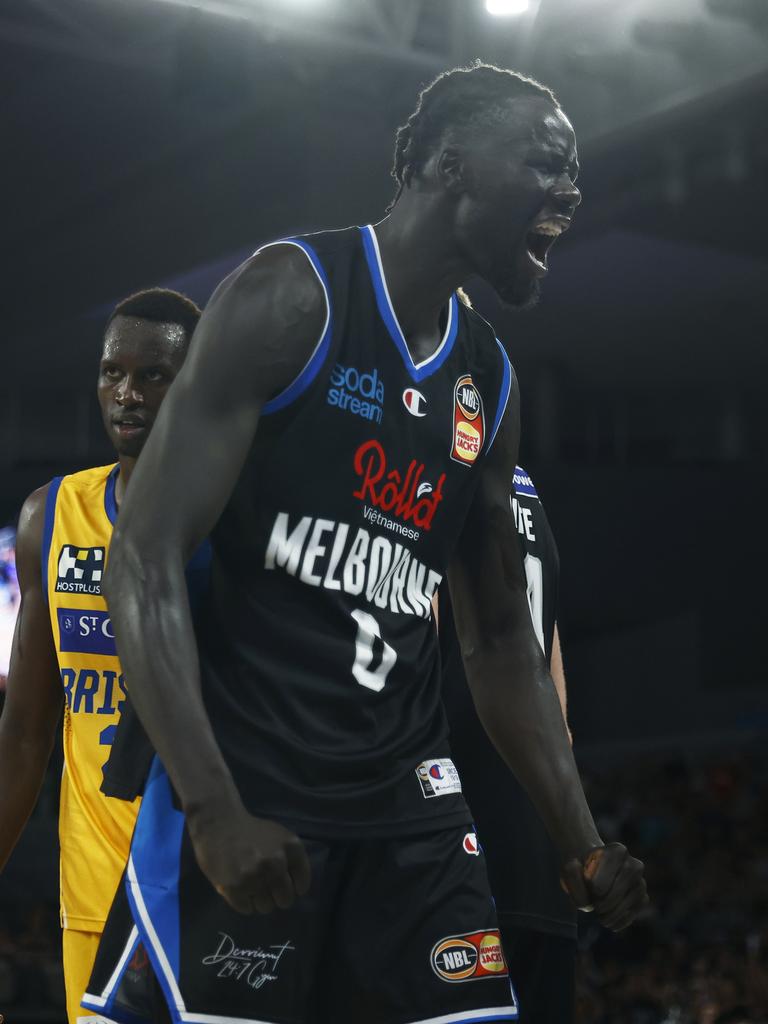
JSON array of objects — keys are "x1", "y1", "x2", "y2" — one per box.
[
  {"x1": 290, "y1": 224, "x2": 360, "y2": 259},
  {"x1": 58, "y1": 463, "x2": 117, "y2": 500},
  {"x1": 457, "y1": 300, "x2": 515, "y2": 377},
  {"x1": 246, "y1": 224, "x2": 357, "y2": 276},
  {"x1": 17, "y1": 482, "x2": 51, "y2": 538},
  {"x1": 457, "y1": 294, "x2": 496, "y2": 340},
  {"x1": 222, "y1": 236, "x2": 331, "y2": 325},
  {"x1": 17, "y1": 464, "x2": 115, "y2": 555},
  {"x1": 512, "y1": 465, "x2": 540, "y2": 500},
  {"x1": 15, "y1": 481, "x2": 55, "y2": 582}
]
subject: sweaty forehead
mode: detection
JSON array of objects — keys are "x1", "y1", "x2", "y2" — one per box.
[
  {"x1": 102, "y1": 316, "x2": 187, "y2": 363},
  {"x1": 494, "y1": 96, "x2": 576, "y2": 152}
]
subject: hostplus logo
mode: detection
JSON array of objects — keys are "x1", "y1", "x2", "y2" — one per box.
[
  {"x1": 327, "y1": 364, "x2": 384, "y2": 424},
  {"x1": 55, "y1": 545, "x2": 106, "y2": 595}
]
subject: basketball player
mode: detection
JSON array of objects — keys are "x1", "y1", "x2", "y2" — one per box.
[
  {"x1": 84, "y1": 65, "x2": 647, "y2": 1024},
  {"x1": 0, "y1": 288, "x2": 201, "y2": 1024},
  {"x1": 442, "y1": 464, "x2": 578, "y2": 1022}
]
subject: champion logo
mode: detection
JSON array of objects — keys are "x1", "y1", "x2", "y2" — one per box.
[
  {"x1": 462, "y1": 832, "x2": 480, "y2": 856},
  {"x1": 402, "y1": 388, "x2": 427, "y2": 417}
]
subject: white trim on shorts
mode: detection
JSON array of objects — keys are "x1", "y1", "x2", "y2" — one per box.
[
  {"x1": 407, "y1": 1007, "x2": 518, "y2": 1024},
  {"x1": 82, "y1": 925, "x2": 139, "y2": 1008}
]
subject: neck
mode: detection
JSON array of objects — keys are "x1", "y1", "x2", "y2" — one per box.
[
  {"x1": 373, "y1": 193, "x2": 470, "y2": 335},
  {"x1": 114, "y1": 455, "x2": 137, "y2": 508}
]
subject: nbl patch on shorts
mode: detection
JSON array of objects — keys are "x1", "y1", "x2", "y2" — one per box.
[
  {"x1": 415, "y1": 758, "x2": 462, "y2": 799},
  {"x1": 430, "y1": 930, "x2": 508, "y2": 983},
  {"x1": 55, "y1": 545, "x2": 106, "y2": 595}
]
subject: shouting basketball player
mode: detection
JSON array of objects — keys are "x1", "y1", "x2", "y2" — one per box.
[{"x1": 84, "y1": 64, "x2": 647, "y2": 1024}]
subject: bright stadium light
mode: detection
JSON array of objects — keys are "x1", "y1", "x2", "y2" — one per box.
[{"x1": 485, "y1": 0, "x2": 530, "y2": 15}]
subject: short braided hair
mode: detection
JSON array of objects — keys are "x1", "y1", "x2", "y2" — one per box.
[{"x1": 388, "y1": 62, "x2": 558, "y2": 211}]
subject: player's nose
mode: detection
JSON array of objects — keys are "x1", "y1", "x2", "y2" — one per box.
[
  {"x1": 552, "y1": 175, "x2": 581, "y2": 215},
  {"x1": 115, "y1": 373, "x2": 144, "y2": 407}
]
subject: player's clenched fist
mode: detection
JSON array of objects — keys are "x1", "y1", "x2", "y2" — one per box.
[
  {"x1": 561, "y1": 842, "x2": 648, "y2": 931},
  {"x1": 187, "y1": 801, "x2": 311, "y2": 914}
]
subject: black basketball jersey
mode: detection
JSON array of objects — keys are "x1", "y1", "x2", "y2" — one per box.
[
  {"x1": 197, "y1": 225, "x2": 513, "y2": 838},
  {"x1": 440, "y1": 467, "x2": 577, "y2": 938}
]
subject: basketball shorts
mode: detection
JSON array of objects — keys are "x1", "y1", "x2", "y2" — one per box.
[{"x1": 82, "y1": 760, "x2": 518, "y2": 1024}]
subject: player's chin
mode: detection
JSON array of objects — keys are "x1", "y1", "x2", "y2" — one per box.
[
  {"x1": 112, "y1": 434, "x2": 146, "y2": 459},
  {"x1": 495, "y1": 272, "x2": 543, "y2": 312}
]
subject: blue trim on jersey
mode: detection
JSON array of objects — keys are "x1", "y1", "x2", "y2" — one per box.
[
  {"x1": 360, "y1": 225, "x2": 458, "y2": 384},
  {"x1": 512, "y1": 465, "x2": 539, "y2": 499},
  {"x1": 486, "y1": 341, "x2": 512, "y2": 454},
  {"x1": 104, "y1": 464, "x2": 119, "y2": 525},
  {"x1": 41, "y1": 476, "x2": 63, "y2": 604},
  {"x1": 262, "y1": 239, "x2": 333, "y2": 415}
]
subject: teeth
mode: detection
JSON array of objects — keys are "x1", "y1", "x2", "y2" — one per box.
[
  {"x1": 527, "y1": 251, "x2": 547, "y2": 270},
  {"x1": 532, "y1": 221, "x2": 565, "y2": 237}
]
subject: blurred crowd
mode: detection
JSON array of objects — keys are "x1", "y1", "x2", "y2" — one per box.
[
  {"x1": 0, "y1": 699, "x2": 765, "y2": 1023},
  {"x1": 0, "y1": 528, "x2": 18, "y2": 690},
  {"x1": 576, "y1": 750, "x2": 768, "y2": 1024}
]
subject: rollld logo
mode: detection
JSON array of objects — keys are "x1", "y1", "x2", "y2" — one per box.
[{"x1": 352, "y1": 439, "x2": 445, "y2": 531}]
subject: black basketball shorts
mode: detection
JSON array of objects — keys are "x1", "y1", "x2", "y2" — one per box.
[{"x1": 82, "y1": 760, "x2": 519, "y2": 1024}]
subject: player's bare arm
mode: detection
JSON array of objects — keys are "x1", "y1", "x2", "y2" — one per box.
[
  {"x1": 0, "y1": 484, "x2": 64, "y2": 872},
  {"x1": 103, "y1": 246, "x2": 321, "y2": 913},
  {"x1": 448, "y1": 387, "x2": 647, "y2": 932}
]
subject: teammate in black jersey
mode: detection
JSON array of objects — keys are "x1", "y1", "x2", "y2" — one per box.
[
  {"x1": 442, "y1": 465, "x2": 577, "y2": 1023},
  {"x1": 85, "y1": 64, "x2": 647, "y2": 1024}
]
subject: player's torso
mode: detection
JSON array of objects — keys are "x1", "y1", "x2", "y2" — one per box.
[
  {"x1": 200, "y1": 225, "x2": 510, "y2": 835},
  {"x1": 45, "y1": 463, "x2": 139, "y2": 929}
]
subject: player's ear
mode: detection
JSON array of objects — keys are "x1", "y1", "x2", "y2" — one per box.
[{"x1": 437, "y1": 146, "x2": 470, "y2": 196}]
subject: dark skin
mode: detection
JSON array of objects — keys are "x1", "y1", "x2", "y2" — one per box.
[
  {"x1": 103, "y1": 95, "x2": 647, "y2": 928},
  {"x1": 0, "y1": 317, "x2": 189, "y2": 875}
]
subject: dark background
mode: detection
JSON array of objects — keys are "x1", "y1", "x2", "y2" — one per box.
[{"x1": 1, "y1": 2, "x2": 768, "y2": 1020}]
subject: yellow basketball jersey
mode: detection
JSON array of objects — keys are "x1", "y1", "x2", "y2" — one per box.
[{"x1": 43, "y1": 463, "x2": 140, "y2": 931}]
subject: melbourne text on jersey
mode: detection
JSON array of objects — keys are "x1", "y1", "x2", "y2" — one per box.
[{"x1": 265, "y1": 513, "x2": 441, "y2": 618}]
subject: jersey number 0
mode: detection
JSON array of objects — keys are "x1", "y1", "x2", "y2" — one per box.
[{"x1": 350, "y1": 609, "x2": 397, "y2": 692}]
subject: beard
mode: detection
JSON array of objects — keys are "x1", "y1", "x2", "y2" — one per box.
[{"x1": 494, "y1": 269, "x2": 543, "y2": 311}]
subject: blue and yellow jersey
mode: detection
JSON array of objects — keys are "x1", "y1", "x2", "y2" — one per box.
[{"x1": 42, "y1": 463, "x2": 139, "y2": 931}]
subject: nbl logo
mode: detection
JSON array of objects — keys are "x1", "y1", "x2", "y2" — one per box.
[
  {"x1": 430, "y1": 931, "x2": 508, "y2": 983},
  {"x1": 450, "y1": 375, "x2": 485, "y2": 466},
  {"x1": 55, "y1": 545, "x2": 106, "y2": 595}
]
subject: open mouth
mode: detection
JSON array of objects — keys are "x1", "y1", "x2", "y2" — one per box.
[
  {"x1": 113, "y1": 418, "x2": 146, "y2": 434},
  {"x1": 525, "y1": 218, "x2": 569, "y2": 273}
]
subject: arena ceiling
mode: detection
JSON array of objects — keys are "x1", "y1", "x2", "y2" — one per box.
[{"x1": 3, "y1": 0, "x2": 767, "y2": 333}]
